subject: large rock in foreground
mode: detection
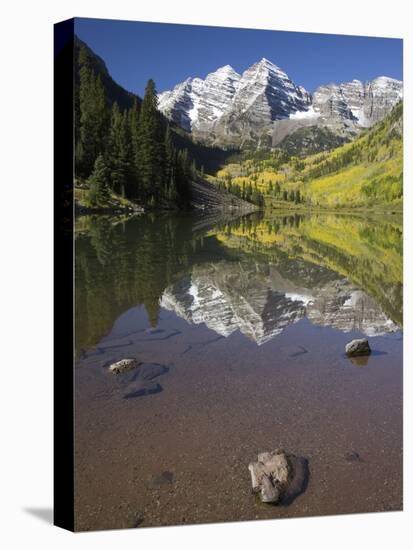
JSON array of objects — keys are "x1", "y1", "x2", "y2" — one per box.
[
  {"x1": 248, "y1": 449, "x2": 308, "y2": 504},
  {"x1": 345, "y1": 338, "x2": 371, "y2": 357}
]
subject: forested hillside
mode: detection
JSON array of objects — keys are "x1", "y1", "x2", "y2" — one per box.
[
  {"x1": 214, "y1": 102, "x2": 403, "y2": 209},
  {"x1": 74, "y1": 39, "x2": 201, "y2": 209}
]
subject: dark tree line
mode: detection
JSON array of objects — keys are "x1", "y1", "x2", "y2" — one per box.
[
  {"x1": 75, "y1": 46, "x2": 194, "y2": 208},
  {"x1": 216, "y1": 176, "x2": 265, "y2": 207}
]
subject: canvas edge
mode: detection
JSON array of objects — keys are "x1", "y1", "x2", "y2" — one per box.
[{"x1": 53, "y1": 17, "x2": 75, "y2": 533}]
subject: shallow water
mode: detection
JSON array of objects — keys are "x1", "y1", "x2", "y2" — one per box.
[{"x1": 74, "y1": 211, "x2": 402, "y2": 530}]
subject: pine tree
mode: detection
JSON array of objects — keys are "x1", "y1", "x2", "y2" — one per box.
[
  {"x1": 76, "y1": 47, "x2": 109, "y2": 177},
  {"x1": 87, "y1": 154, "x2": 111, "y2": 207},
  {"x1": 136, "y1": 79, "x2": 165, "y2": 202},
  {"x1": 128, "y1": 98, "x2": 141, "y2": 195},
  {"x1": 164, "y1": 126, "x2": 176, "y2": 202},
  {"x1": 108, "y1": 103, "x2": 132, "y2": 197}
]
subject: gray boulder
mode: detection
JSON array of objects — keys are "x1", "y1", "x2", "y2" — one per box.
[
  {"x1": 109, "y1": 358, "x2": 141, "y2": 374},
  {"x1": 249, "y1": 449, "x2": 309, "y2": 504},
  {"x1": 248, "y1": 449, "x2": 291, "y2": 503},
  {"x1": 345, "y1": 338, "x2": 371, "y2": 357}
]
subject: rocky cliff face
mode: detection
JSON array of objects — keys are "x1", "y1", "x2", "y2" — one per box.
[
  {"x1": 159, "y1": 59, "x2": 402, "y2": 149},
  {"x1": 159, "y1": 58, "x2": 312, "y2": 147},
  {"x1": 158, "y1": 65, "x2": 241, "y2": 132},
  {"x1": 160, "y1": 260, "x2": 398, "y2": 345},
  {"x1": 312, "y1": 76, "x2": 403, "y2": 128},
  {"x1": 208, "y1": 59, "x2": 312, "y2": 148}
]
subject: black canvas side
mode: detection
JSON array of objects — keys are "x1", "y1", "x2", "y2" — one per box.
[{"x1": 53, "y1": 18, "x2": 75, "y2": 532}]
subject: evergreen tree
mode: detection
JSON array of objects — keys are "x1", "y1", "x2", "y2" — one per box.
[
  {"x1": 76, "y1": 47, "x2": 109, "y2": 177},
  {"x1": 136, "y1": 79, "x2": 165, "y2": 201},
  {"x1": 128, "y1": 98, "x2": 141, "y2": 194},
  {"x1": 164, "y1": 126, "x2": 176, "y2": 202},
  {"x1": 108, "y1": 102, "x2": 132, "y2": 197},
  {"x1": 87, "y1": 154, "x2": 111, "y2": 207}
]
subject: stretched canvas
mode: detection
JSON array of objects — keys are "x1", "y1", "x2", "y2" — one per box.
[{"x1": 54, "y1": 17, "x2": 403, "y2": 531}]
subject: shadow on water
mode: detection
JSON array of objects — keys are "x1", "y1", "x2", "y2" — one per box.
[
  {"x1": 124, "y1": 382, "x2": 163, "y2": 399},
  {"x1": 118, "y1": 363, "x2": 170, "y2": 399},
  {"x1": 281, "y1": 457, "x2": 310, "y2": 506}
]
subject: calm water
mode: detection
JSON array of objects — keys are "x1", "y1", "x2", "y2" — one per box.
[{"x1": 74, "y1": 211, "x2": 403, "y2": 530}]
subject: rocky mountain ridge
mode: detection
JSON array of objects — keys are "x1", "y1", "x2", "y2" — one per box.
[{"x1": 159, "y1": 58, "x2": 402, "y2": 149}]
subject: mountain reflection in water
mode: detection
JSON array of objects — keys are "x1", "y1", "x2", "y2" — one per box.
[{"x1": 75, "y1": 211, "x2": 402, "y2": 355}]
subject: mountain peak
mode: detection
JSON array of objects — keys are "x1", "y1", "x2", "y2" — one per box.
[
  {"x1": 212, "y1": 64, "x2": 240, "y2": 79},
  {"x1": 372, "y1": 75, "x2": 401, "y2": 85},
  {"x1": 216, "y1": 64, "x2": 236, "y2": 72},
  {"x1": 255, "y1": 57, "x2": 283, "y2": 71}
]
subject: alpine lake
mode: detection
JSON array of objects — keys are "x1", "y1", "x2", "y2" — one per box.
[{"x1": 74, "y1": 209, "x2": 403, "y2": 530}]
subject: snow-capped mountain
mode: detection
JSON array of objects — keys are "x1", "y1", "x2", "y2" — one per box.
[
  {"x1": 231, "y1": 58, "x2": 312, "y2": 119},
  {"x1": 158, "y1": 58, "x2": 402, "y2": 148},
  {"x1": 159, "y1": 58, "x2": 312, "y2": 145},
  {"x1": 158, "y1": 65, "x2": 241, "y2": 132}
]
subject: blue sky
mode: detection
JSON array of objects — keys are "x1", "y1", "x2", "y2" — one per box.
[{"x1": 75, "y1": 18, "x2": 403, "y2": 97}]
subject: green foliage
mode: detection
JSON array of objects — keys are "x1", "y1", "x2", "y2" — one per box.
[
  {"x1": 136, "y1": 79, "x2": 165, "y2": 201},
  {"x1": 87, "y1": 154, "x2": 111, "y2": 207},
  {"x1": 214, "y1": 102, "x2": 403, "y2": 209},
  {"x1": 76, "y1": 48, "x2": 109, "y2": 177},
  {"x1": 107, "y1": 103, "x2": 132, "y2": 197},
  {"x1": 75, "y1": 52, "x2": 195, "y2": 208}
]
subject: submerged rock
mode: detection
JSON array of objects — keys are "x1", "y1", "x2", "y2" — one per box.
[
  {"x1": 139, "y1": 364, "x2": 169, "y2": 380},
  {"x1": 109, "y1": 358, "x2": 141, "y2": 374},
  {"x1": 122, "y1": 363, "x2": 170, "y2": 399},
  {"x1": 345, "y1": 338, "x2": 371, "y2": 357},
  {"x1": 344, "y1": 451, "x2": 363, "y2": 463},
  {"x1": 124, "y1": 381, "x2": 161, "y2": 399},
  {"x1": 151, "y1": 471, "x2": 174, "y2": 487},
  {"x1": 248, "y1": 450, "x2": 289, "y2": 503}
]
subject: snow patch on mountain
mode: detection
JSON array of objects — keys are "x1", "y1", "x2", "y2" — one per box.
[{"x1": 289, "y1": 106, "x2": 319, "y2": 120}]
